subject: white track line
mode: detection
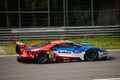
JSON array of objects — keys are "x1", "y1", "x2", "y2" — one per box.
[
  {"x1": 0, "y1": 55, "x2": 17, "y2": 57},
  {"x1": 107, "y1": 49, "x2": 120, "y2": 51},
  {"x1": 93, "y1": 78, "x2": 120, "y2": 80}
]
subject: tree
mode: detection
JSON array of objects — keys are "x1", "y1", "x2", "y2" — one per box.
[
  {"x1": 23, "y1": 0, "x2": 48, "y2": 27},
  {"x1": 115, "y1": 0, "x2": 120, "y2": 25}
]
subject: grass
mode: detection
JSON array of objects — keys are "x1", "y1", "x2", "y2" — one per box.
[{"x1": 0, "y1": 36, "x2": 120, "y2": 55}]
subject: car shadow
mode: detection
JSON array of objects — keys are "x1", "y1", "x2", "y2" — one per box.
[
  {"x1": 98, "y1": 56, "x2": 115, "y2": 61},
  {"x1": 16, "y1": 56, "x2": 116, "y2": 64}
]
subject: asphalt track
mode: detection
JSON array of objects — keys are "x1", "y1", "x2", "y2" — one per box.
[{"x1": 0, "y1": 50, "x2": 120, "y2": 80}]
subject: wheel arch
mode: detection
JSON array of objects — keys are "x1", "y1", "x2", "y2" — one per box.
[
  {"x1": 84, "y1": 48, "x2": 98, "y2": 61},
  {"x1": 34, "y1": 50, "x2": 48, "y2": 58},
  {"x1": 34, "y1": 51, "x2": 48, "y2": 64}
]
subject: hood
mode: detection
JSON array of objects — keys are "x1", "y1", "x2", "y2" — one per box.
[
  {"x1": 80, "y1": 43, "x2": 106, "y2": 52},
  {"x1": 79, "y1": 43, "x2": 96, "y2": 51}
]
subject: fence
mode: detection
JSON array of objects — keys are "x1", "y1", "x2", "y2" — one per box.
[
  {"x1": 1, "y1": 0, "x2": 120, "y2": 28},
  {"x1": 0, "y1": 25, "x2": 120, "y2": 41}
]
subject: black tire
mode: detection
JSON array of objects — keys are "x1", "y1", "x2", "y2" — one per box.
[
  {"x1": 35, "y1": 52, "x2": 48, "y2": 64},
  {"x1": 17, "y1": 56, "x2": 22, "y2": 62},
  {"x1": 85, "y1": 49, "x2": 98, "y2": 61},
  {"x1": 16, "y1": 45, "x2": 21, "y2": 55}
]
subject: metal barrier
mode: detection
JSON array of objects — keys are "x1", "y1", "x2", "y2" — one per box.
[{"x1": 0, "y1": 26, "x2": 120, "y2": 41}]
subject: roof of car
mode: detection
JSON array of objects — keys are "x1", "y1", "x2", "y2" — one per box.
[{"x1": 50, "y1": 40, "x2": 70, "y2": 44}]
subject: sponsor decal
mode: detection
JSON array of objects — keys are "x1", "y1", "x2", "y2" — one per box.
[
  {"x1": 73, "y1": 50, "x2": 80, "y2": 54},
  {"x1": 48, "y1": 54, "x2": 54, "y2": 58},
  {"x1": 58, "y1": 50, "x2": 71, "y2": 54}
]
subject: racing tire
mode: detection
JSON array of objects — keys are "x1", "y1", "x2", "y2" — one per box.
[
  {"x1": 17, "y1": 56, "x2": 23, "y2": 62},
  {"x1": 35, "y1": 52, "x2": 48, "y2": 64},
  {"x1": 16, "y1": 45, "x2": 21, "y2": 55},
  {"x1": 85, "y1": 49, "x2": 98, "y2": 61}
]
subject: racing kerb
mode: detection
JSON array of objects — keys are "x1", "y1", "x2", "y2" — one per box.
[{"x1": 0, "y1": 25, "x2": 120, "y2": 41}]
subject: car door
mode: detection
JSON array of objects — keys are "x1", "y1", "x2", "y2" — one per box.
[
  {"x1": 52, "y1": 43, "x2": 80, "y2": 56},
  {"x1": 52, "y1": 43, "x2": 85, "y2": 60},
  {"x1": 51, "y1": 43, "x2": 74, "y2": 56}
]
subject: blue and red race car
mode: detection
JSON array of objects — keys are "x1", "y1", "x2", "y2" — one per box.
[{"x1": 14, "y1": 40, "x2": 108, "y2": 63}]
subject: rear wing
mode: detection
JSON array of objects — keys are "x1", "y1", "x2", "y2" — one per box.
[{"x1": 14, "y1": 40, "x2": 25, "y2": 46}]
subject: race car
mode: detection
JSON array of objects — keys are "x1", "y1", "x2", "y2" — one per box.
[{"x1": 14, "y1": 40, "x2": 108, "y2": 63}]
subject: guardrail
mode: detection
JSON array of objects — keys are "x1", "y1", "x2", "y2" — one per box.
[{"x1": 0, "y1": 26, "x2": 120, "y2": 41}]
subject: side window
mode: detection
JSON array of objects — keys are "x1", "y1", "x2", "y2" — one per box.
[
  {"x1": 60, "y1": 44, "x2": 74, "y2": 48},
  {"x1": 51, "y1": 43, "x2": 75, "y2": 50},
  {"x1": 51, "y1": 44, "x2": 59, "y2": 51}
]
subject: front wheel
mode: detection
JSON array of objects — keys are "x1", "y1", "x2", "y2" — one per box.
[
  {"x1": 35, "y1": 52, "x2": 48, "y2": 64},
  {"x1": 85, "y1": 49, "x2": 98, "y2": 61}
]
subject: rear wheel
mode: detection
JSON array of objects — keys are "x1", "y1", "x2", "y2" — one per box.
[
  {"x1": 35, "y1": 52, "x2": 48, "y2": 64},
  {"x1": 85, "y1": 49, "x2": 98, "y2": 61},
  {"x1": 17, "y1": 56, "x2": 22, "y2": 62}
]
